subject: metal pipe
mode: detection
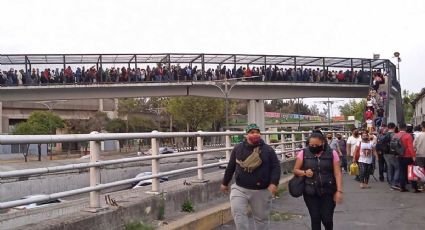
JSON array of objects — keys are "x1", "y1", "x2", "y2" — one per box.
[
  {"x1": 89, "y1": 132, "x2": 101, "y2": 209},
  {"x1": 0, "y1": 131, "x2": 246, "y2": 144},
  {"x1": 0, "y1": 161, "x2": 226, "y2": 210},
  {"x1": 0, "y1": 131, "x2": 311, "y2": 145},
  {"x1": 0, "y1": 147, "x2": 232, "y2": 178}
]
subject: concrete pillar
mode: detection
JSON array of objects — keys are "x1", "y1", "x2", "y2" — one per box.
[
  {"x1": 247, "y1": 99, "x2": 265, "y2": 131},
  {"x1": 98, "y1": 99, "x2": 104, "y2": 112},
  {"x1": 388, "y1": 95, "x2": 397, "y2": 124}
]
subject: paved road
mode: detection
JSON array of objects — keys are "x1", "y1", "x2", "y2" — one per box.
[{"x1": 215, "y1": 173, "x2": 425, "y2": 230}]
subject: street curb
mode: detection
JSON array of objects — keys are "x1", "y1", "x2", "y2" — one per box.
[{"x1": 158, "y1": 175, "x2": 293, "y2": 230}]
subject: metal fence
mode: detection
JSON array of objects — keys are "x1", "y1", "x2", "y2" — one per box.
[{"x1": 0, "y1": 130, "x2": 349, "y2": 211}]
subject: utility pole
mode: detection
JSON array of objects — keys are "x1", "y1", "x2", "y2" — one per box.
[{"x1": 314, "y1": 99, "x2": 344, "y2": 129}]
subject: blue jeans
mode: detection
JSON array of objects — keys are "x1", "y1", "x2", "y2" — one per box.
[{"x1": 384, "y1": 154, "x2": 399, "y2": 187}]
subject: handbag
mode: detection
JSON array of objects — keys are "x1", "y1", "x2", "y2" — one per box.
[
  {"x1": 407, "y1": 164, "x2": 425, "y2": 181},
  {"x1": 288, "y1": 175, "x2": 305, "y2": 198},
  {"x1": 349, "y1": 162, "x2": 359, "y2": 176}
]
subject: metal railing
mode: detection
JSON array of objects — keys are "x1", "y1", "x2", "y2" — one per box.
[{"x1": 0, "y1": 130, "x2": 349, "y2": 210}]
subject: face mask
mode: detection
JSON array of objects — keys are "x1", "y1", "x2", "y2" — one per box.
[
  {"x1": 337, "y1": 137, "x2": 342, "y2": 140},
  {"x1": 353, "y1": 132, "x2": 359, "y2": 136},
  {"x1": 362, "y1": 137, "x2": 369, "y2": 141},
  {"x1": 327, "y1": 137, "x2": 332, "y2": 140},
  {"x1": 247, "y1": 135, "x2": 261, "y2": 145},
  {"x1": 309, "y1": 145, "x2": 323, "y2": 154}
]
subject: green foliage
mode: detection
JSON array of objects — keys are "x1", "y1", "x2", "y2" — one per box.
[
  {"x1": 402, "y1": 90, "x2": 417, "y2": 123},
  {"x1": 67, "y1": 112, "x2": 110, "y2": 134},
  {"x1": 339, "y1": 99, "x2": 366, "y2": 121},
  {"x1": 157, "y1": 192, "x2": 166, "y2": 220},
  {"x1": 265, "y1": 99, "x2": 312, "y2": 115},
  {"x1": 181, "y1": 200, "x2": 194, "y2": 213},
  {"x1": 128, "y1": 116, "x2": 156, "y2": 132},
  {"x1": 106, "y1": 118, "x2": 127, "y2": 133},
  {"x1": 166, "y1": 97, "x2": 225, "y2": 131},
  {"x1": 13, "y1": 111, "x2": 64, "y2": 135},
  {"x1": 124, "y1": 222, "x2": 154, "y2": 230}
]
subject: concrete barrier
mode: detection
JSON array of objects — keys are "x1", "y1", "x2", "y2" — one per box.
[{"x1": 0, "y1": 160, "x2": 295, "y2": 230}]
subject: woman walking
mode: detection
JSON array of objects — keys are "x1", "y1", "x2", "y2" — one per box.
[
  {"x1": 354, "y1": 131, "x2": 378, "y2": 188},
  {"x1": 293, "y1": 132, "x2": 343, "y2": 230}
]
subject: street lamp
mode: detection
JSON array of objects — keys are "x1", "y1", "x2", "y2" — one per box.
[
  {"x1": 212, "y1": 78, "x2": 240, "y2": 129},
  {"x1": 393, "y1": 52, "x2": 401, "y2": 82}
]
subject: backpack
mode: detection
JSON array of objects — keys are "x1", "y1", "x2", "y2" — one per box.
[
  {"x1": 389, "y1": 133, "x2": 407, "y2": 156},
  {"x1": 376, "y1": 132, "x2": 391, "y2": 152}
]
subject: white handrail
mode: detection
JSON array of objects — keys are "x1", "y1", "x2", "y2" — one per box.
[{"x1": 0, "y1": 130, "x2": 350, "y2": 210}]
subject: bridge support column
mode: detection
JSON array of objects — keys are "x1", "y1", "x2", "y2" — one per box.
[
  {"x1": 388, "y1": 95, "x2": 398, "y2": 124},
  {"x1": 247, "y1": 99, "x2": 265, "y2": 131}
]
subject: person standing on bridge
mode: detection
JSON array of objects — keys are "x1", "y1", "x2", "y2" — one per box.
[
  {"x1": 221, "y1": 123, "x2": 281, "y2": 230},
  {"x1": 293, "y1": 132, "x2": 343, "y2": 230}
]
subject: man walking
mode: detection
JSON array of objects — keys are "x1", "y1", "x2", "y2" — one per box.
[
  {"x1": 347, "y1": 128, "x2": 361, "y2": 180},
  {"x1": 413, "y1": 121, "x2": 425, "y2": 192},
  {"x1": 396, "y1": 123, "x2": 419, "y2": 192},
  {"x1": 383, "y1": 123, "x2": 400, "y2": 190},
  {"x1": 221, "y1": 124, "x2": 281, "y2": 230}
]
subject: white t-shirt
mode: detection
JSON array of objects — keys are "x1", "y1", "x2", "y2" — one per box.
[
  {"x1": 347, "y1": 135, "x2": 361, "y2": 156},
  {"x1": 366, "y1": 119, "x2": 373, "y2": 128},
  {"x1": 358, "y1": 142, "x2": 374, "y2": 164}
]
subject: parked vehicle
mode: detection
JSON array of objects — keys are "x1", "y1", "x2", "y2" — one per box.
[
  {"x1": 132, "y1": 172, "x2": 169, "y2": 188},
  {"x1": 218, "y1": 157, "x2": 228, "y2": 169},
  {"x1": 8, "y1": 195, "x2": 64, "y2": 212},
  {"x1": 144, "y1": 147, "x2": 176, "y2": 155}
]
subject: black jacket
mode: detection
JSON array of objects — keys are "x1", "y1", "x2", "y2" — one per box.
[
  {"x1": 303, "y1": 147, "x2": 336, "y2": 196},
  {"x1": 222, "y1": 139, "x2": 281, "y2": 190}
]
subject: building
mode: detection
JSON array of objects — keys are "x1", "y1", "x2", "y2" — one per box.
[{"x1": 412, "y1": 88, "x2": 425, "y2": 125}]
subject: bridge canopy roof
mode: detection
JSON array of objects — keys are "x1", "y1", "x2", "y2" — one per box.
[{"x1": 1, "y1": 53, "x2": 392, "y2": 69}]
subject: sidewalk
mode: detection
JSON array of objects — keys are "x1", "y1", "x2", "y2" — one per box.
[{"x1": 215, "y1": 173, "x2": 425, "y2": 230}]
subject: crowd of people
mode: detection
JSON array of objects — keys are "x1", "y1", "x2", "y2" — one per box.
[{"x1": 0, "y1": 64, "x2": 375, "y2": 86}]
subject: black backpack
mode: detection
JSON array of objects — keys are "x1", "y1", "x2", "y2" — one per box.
[
  {"x1": 376, "y1": 132, "x2": 392, "y2": 153},
  {"x1": 389, "y1": 133, "x2": 406, "y2": 156}
]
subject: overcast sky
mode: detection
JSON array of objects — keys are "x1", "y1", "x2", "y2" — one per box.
[{"x1": 1, "y1": 0, "x2": 424, "y2": 115}]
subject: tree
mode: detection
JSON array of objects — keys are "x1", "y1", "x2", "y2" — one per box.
[
  {"x1": 166, "y1": 96, "x2": 225, "y2": 132},
  {"x1": 13, "y1": 111, "x2": 64, "y2": 162},
  {"x1": 105, "y1": 118, "x2": 127, "y2": 133},
  {"x1": 339, "y1": 99, "x2": 366, "y2": 121},
  {"x1": 166, "y1": 96, "x2": 226, "y2": 149},
  {"x1": 402, "y1": 90, "x2": 417, "y2": 123}
]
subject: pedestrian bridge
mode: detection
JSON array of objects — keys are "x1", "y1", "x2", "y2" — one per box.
[{"x1": 0, "y1": 81, "x2": 370, "y2": 102}]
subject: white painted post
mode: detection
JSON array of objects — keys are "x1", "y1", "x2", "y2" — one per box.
[
  {"x1": 265, "y1": 133, "x2": 270, "y2": 145},
  {"x1": 196, "y1": 131, "x2": 204, "y2": 181},
  {"x1": 301, "y1": 131, "x2": 306, "y2": 148},
  {"x1": 89, "y1": 131, "x2": 101, "y2": 210},
  {"x1": 280, "y1": 131, "x2": 285, "y2": 161},
  {"x1": 225, "y1": 130, "x2": 231, "y2": 161},
  {"x1": 291, "y1": 132, "x2": 296, "y2": 157},
  {"x1": 151, "y1": 131, "x2": 159, "y2": 193}
]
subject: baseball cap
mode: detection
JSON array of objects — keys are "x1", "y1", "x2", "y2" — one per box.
[{"x1": 245, "y1": 123, "x2": 260, "y2": 133}]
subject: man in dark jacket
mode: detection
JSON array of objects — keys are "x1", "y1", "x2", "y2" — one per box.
[{"x1": 221, "y1": 123, "x2": 281, "y2": 230}]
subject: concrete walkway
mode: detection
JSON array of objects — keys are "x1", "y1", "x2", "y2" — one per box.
[{"x1": 215, "y1": 173, "x2": 425, "y2": 230}]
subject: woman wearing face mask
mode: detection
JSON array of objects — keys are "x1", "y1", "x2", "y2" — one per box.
[
  {"x1": 354, "y1": 131, "x2": 378, "y2": 189},
  {"x1": 293, "y1": 132, "x2": 343, "y2": 230}
]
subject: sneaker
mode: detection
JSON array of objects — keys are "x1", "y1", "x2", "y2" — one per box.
[
  {"x1": 413, "y1": 189, "x2": 421, "y2": 193},
  {"x1": 390, "y1": 185, "x2": 400, "y2": 190}
]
